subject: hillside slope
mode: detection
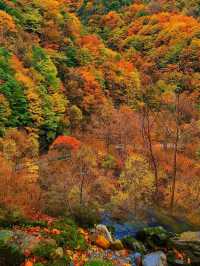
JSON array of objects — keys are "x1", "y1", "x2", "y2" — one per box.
[{"x1": 0, "y1": 0, "x2": 199, "y2": 228}]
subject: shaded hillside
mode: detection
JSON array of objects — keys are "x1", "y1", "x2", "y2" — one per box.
[{"x1": 0, "y1": 0, "x2": 199, "y2": 228}]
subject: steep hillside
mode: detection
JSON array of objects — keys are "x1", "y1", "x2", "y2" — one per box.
[{"x1": 0, "y1": 0, "x2": 199, "y2": 233}]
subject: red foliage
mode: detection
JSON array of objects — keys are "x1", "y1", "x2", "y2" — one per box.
[
  {"x1": 116, "y1": 59, "x2": 135, "y2": 73},
  {"x1": 52, "y1": 135, "x2": 81, "y2": 150},
  {"x1": 80, "y1": 35, "x2": 102, "y2": 47}
]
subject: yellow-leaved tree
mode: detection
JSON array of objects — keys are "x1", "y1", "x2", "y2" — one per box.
[{"x1": 111, "y1": 154, "x2": 155, "y2": 219}]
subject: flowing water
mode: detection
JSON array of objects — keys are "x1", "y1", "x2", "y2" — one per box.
[{"x1": 101, "y1": 209, "x2": 200, "y2": 239}]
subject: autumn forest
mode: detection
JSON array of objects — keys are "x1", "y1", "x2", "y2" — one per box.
[{"x1": 0, "y1": 1, "x2": 200, "y2": 265}]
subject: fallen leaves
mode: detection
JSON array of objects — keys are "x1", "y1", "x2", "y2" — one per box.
[
  {"x1": 51, "y1": 228, "x2": 61, "y2": 235},
  {"x1": 24, "y1": 261, "x2": 33, "y2": 266}
]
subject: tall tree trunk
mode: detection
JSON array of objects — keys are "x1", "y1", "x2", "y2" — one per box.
[
  {"x1": 170, "y1": 94, "x2": 180, "y2": 213},
  {"x1": 146, "y1": 112, "x2": 159, "y2": 197},
  {"x1": 80, "y1": 167, "x2": 86, "y2": 206},
  {"x1": 141, "y1": 108, "x2": 159, "y2": 198},
  {"x1": 170, "y1": 127, "x2": 179, "y2": 213}
]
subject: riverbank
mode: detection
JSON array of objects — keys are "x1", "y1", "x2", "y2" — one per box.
[{"x1": 0, "y1": 208, "x2": 200, "y2": 266}]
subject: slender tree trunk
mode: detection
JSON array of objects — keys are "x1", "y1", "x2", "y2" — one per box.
[
  {"x1": 170, "y1": 127, "x2": 179, "y2": 212},
  {"x1": 80, "y1": 173, "x2": 85, "y2": 205},
  {"x1": 141, "y1": 108, "x2": 159, "y2": 198},
  {"x1": 146, "y1": 112, "x2": 159, "y2": 197},
  {"x1": 170, "y1": 94, "x2": 180, "y2": 213}
]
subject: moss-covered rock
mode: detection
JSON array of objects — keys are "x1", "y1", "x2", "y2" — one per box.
[
  {"x1": 0, "y1": 229, "x2": 57, "y2": 265},
  {"x1": 110, "y1": 239, "x2": 124, "y2": 250},
  {"x1": 121, "y1": 236, "x2": 146, "y2": 254},
  {"x1": 50, "y1": 247, "x2": 64, "y2": 260},
  {"x1": 0, "y1": 207, "x2": 26, "y2": 227},
  {"x1": 0, "y1": 230, "x2": 25, "y2": 266},
  {"x1": 136, "y1": 226, "x2": 172, "y2": 249}
]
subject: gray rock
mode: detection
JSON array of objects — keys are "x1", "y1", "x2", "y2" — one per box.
[
  {"x1": 51, "y1": 247, "x2": 64, "y2": 259},
  {"x1": 174, "y1": 259, "x2": 184, "y2": 265},
  {"x1": 172, "y1": 232, "x2": 200, "y2": 265},
  {"x1": 143, "y1": 251, "x2": 167, "y2": 266},
  {"x1": 179, "y1": 231, "x2": 200, "y2": 242}
]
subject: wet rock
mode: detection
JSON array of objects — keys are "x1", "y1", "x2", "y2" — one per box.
[
  {"x1": 174, "y1": 259, "x2": 185, "y2": 265},
  {"x1": 179, "y1": 231, "x2": 200, "y2": 242},
  {"x1": 110, "y1": 239, "x2": 124, "y2": 250},
  {"x1": 122, "y1": 236, "x2": 146, "y2": 254},
  {"x1": 129, "y1": 252, "x2": 142, "y2": 266},
  {"x1": 136, "y1": 226, "x2": 171, "y2": 249},
  {"x1": 143, "y1": 251, "x2": 167, "y2": 266},
  {"x1": 172, "y1": 231, "x2": 200, "y2": 265}
]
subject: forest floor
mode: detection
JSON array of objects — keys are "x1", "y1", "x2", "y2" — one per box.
[{"x1": 0, "y1": 210, "x2": 199, "y2": 266}]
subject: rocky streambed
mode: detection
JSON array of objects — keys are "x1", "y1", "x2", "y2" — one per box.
[
  {"x1": 97, "y1": 211, "x2": 200, "y2": 266},
  {"x1": 90, "y1": 223, "x2": 200, "y2": 266},
  {"x1": 0, "y1": 209, "x2": 200, "y2": 266}
]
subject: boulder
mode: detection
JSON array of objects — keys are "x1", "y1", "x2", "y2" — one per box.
[
  {"x1": 172, "y1": 231, "x2": 200, "y2": 265},
  {"x1": 143, "y1": 251, "x2": 167, "y2": 266},
  {"x1": 129, "y1": 252, "x2": 142, "y2": 266},
  {"x1": 179, "y1": 231, "x2": 200, "y2": 242},
  {"x1": 110, "y1": 239, "x2": 124, "y2": 250},
  {"x1": 122, "y1": 236, "x2": 146, "y2": 254},
  {"x1": 95, "y1": 224, "x2": 113, "y2": 243},
  {"x1": 51, "y1": 247, "x2": 64, "y2": 259},
  {"x1": 136, "y1": 226, "x2": 171, "y2": 249}
]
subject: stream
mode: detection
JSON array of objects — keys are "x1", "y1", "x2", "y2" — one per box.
[{"x1": 101, "y1": 209, "x2": 200, "y2": 239}]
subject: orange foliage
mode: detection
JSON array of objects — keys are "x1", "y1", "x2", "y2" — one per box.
[
  {"x1": 101, "y1": 11, "x2": 123, "y2": 30},
  {"x1": 79, "y1": 69, "x2": 106, "y2": 110},
  {"x1": 0, "y1": 10, "x2": 16, "y2": 32},
  {"x1": 80, "y1": 34, "x2": 103, "y2": 53},
  {"x1": 116, "y1": 60, "x2": 135, "y2": 73},
  {"x1": 24, "y1": 261, "x2": 33, "y2": 266}
]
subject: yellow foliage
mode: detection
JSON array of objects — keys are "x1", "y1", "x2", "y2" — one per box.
[
  {"x1": 33, "y1": 0, "x2": 63, "y2": 17},
  {"x1": 65, "y1": 13, "x2": 82, "y2": 39},
  {"x1": 52, "y1": 91, "x2": 67, "y2": 115},
  {"x1": 0, "y1": 94, "x2": 11, "y2": 118},
  {"x1": 0, "y1": 10, "x2": 16, "y2": 32},
  {"x1": 11, "y1": 56, "x2": 44, "y2": 127},
  {"x1": 23, "y1": 159, "x2": 39, "y2": 183}
]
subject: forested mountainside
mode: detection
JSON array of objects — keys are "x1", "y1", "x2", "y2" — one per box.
[{"x1": 0, "y1": 0, "x2": 199, "y2": 228}]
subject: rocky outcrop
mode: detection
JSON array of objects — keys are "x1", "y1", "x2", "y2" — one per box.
[
  {"x1": 172, "y1": 231, "x2": 200, "y2": 266},
  {"x1": 93, "y1": 224, "x2": 125, "y2": 250},
  {"x1": 95, "y1": 224, "x2": 114, "y2": 243}
]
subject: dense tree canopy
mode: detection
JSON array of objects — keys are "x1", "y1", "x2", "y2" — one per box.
[{"x1": 0, "y1": 0, "x2": 199, "y2": 225}]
